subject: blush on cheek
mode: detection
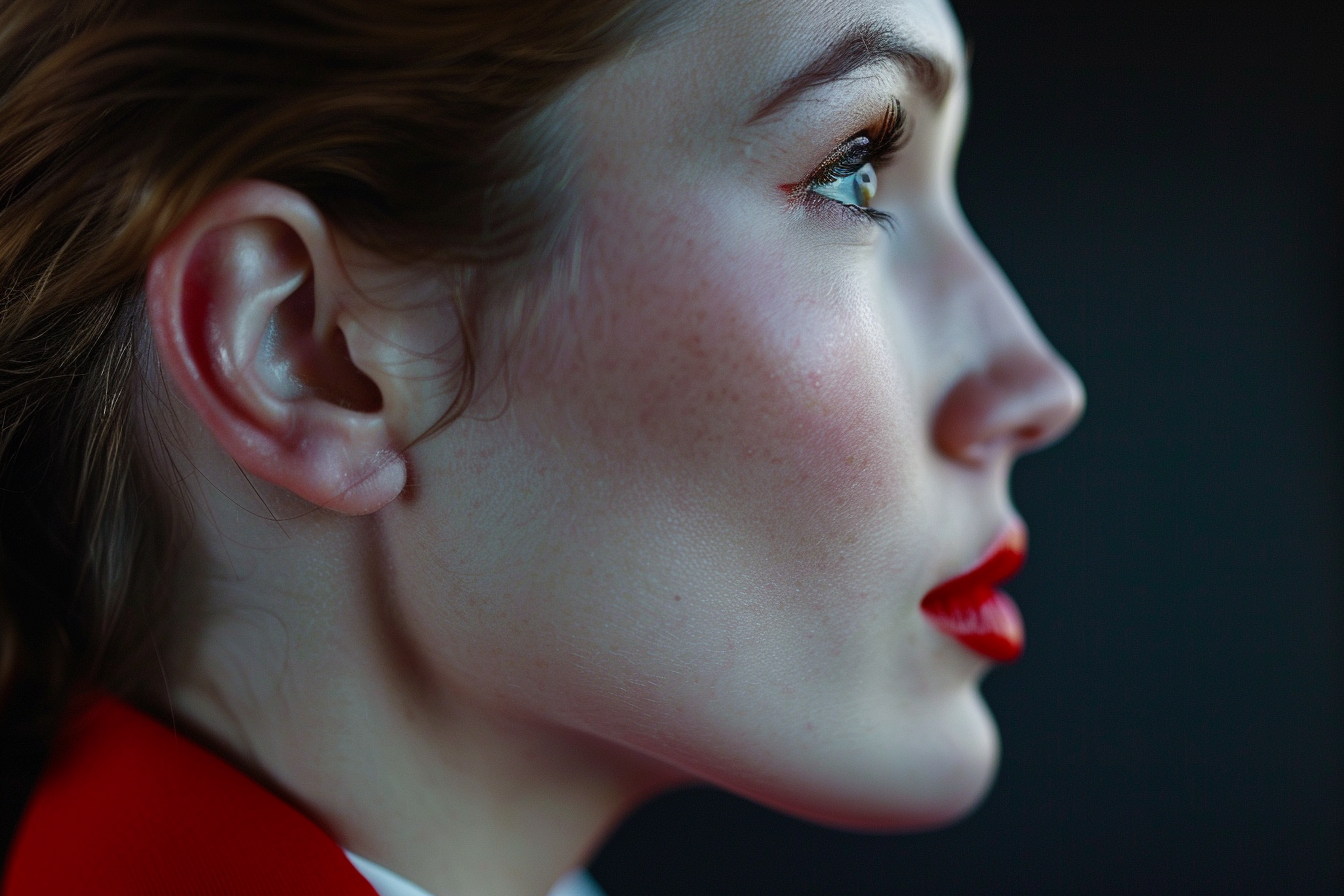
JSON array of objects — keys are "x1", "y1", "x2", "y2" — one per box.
[
  {"x1": 543, "y1": 202, "x2": 917, "y2": 549},
  {"x1": 775, "y1": 335, "x2": 913, "y2": 502}
]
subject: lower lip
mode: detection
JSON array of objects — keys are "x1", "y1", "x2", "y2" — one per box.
[
  {"x1": 920, "y1": 587, "x2": 1024, "y2": 663},
  {"x1": 920, "y1": 529, "x2": 1026, "y2": 663}
]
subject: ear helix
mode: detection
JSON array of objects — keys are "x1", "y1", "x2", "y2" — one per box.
[{"x1": 145, "y1": 181, "x2": 408, "y2": 516}]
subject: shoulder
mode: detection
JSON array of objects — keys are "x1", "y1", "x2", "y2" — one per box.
[{"x1": 3, "y1": 695, "x2": 375, "y2": 896}]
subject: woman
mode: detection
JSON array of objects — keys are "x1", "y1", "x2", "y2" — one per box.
[{"x1": 0, "y1": 0, "x2": 1084, "y2": 893}]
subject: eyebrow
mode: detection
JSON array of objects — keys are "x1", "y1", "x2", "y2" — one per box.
[{"x1": 749, "y1": 23, "x2": 957, "y2": 124}]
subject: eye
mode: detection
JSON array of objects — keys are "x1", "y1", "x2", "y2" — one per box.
[
  {"x1": 811, "y1": 161, "x2": 878, "y2": 209},
  {"x1": 789, "y1": 101, "x2": 908, "y2": 227}
]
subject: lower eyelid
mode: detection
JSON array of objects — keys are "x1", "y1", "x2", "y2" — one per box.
[{"x1": 792, "y1": 189, "x2": 888, "y2": 230}]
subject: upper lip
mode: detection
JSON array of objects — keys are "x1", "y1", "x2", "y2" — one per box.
[{"x1": 926, "y1": 519, "x2": 1027, "y2": 598}]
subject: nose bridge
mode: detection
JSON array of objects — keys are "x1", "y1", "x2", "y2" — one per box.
[{"x1": 929, "y1": 217, "x2": 1085, "y2": 466}]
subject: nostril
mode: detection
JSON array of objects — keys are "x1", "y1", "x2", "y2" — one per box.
[
  {"x1": 1012, "y1": 357, "x2": 1085, "y2": 455},
  {"x1": 933, "y1": 351, "x2": 1085, "y2": 465}
]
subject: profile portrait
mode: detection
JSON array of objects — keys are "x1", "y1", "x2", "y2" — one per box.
[{"x1": 6, "y1": 0, "x2": 1326, "y2": 894}]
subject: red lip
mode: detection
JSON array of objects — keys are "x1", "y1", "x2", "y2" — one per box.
[{"x1": 920, "y1": 522, "x2": 1027, "y2": 663}]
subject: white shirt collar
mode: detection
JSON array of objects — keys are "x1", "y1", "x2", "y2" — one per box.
[{"x1": 343, "y1": 850, "x2": 606, "y2": 896}]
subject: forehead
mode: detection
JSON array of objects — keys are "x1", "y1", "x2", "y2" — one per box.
[
  {"x1": 625, "y1": 0, "x2": 960, "y2": 106},
  {"x1": 717, "y1": 0, "x2": 965, "y2": 82},
  {"x1": 567, "y1": 0, "x2": 964, "y2": 155}
]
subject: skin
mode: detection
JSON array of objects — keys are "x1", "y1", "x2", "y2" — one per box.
[{"x1": 142, "y1": 1, "x2": 1084, "y2": 894}]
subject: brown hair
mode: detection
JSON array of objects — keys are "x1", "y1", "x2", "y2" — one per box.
[{"x1": 0, "y1": 0, "x2": 671, "y2": 849}]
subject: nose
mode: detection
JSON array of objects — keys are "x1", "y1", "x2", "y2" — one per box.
[
  {"x1": 933, "y1": 348, "x2": 1085, "y2": 465},
  {"x1": 930, "y1": 233, "x2": 1085, "y2": 467}
]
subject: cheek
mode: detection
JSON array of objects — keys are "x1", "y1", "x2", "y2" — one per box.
[
  {"x1": 484, "y1": 200, "x2": 942, "y2": 767},
  {"x1": 526, "y1": 195, "x2": 921, "y2": 553}
]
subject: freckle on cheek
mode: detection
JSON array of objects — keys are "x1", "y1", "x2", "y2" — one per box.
[{"x1": 554, "y1": 199, "x2": 909, "y2": 529}]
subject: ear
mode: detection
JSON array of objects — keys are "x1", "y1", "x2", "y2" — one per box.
[{"x1": 145, "y1": 180, "x2": 406, "y2": 515}]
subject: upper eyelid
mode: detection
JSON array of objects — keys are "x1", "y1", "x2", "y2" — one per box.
[
  {"x1": 805, "y1": 101, "x2": 909, "y2": 185},
  {"x1": 809, "y1": 137, "x2": 873, "y2": 184}
]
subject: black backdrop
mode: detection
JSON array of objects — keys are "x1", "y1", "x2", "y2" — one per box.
[{"x1": 590, "y1": 1, "x2": 1343, "y2": 893}]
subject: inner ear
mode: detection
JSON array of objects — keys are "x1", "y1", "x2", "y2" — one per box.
[{"x1": 261, "y1": 275, "x2": 383, "y2": 413}]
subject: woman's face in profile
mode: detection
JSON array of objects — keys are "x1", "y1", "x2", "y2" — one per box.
[{"x1": 385, "y1": 0, "x2": 1083, "y2": 830}]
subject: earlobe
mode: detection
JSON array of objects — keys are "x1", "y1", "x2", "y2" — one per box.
[{"x1": 145, "y1": 180, "x2": 407, "y2": 515}]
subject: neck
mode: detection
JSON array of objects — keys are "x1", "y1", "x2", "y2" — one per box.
[
  {"x1": 162, "y1": 506, "x2": 672, "y2": 896},
  {"x1": 175, "y1": 677, "x2": 648, "y2": 896}
]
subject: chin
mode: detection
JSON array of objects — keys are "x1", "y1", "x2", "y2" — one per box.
[{"x1": 730, "y1": 689, "x2": 1003, "y2": 834}]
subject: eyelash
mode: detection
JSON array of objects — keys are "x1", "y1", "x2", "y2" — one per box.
[{"x1": 788, "y1": 100, "x2": 909, "y2": 229}]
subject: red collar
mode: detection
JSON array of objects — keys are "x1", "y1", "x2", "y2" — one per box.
[{"x1": 4, "y1": 694, "x2": 376, "y2": 895}]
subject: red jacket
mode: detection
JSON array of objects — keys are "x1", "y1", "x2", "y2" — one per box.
[{"x1": 3, "y1": 695, "x2": 376, "y2": 895}]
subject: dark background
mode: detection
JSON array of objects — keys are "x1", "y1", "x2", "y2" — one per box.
[{"x1": 591, "y1": 1, "x2": 1342, "y2": 893}]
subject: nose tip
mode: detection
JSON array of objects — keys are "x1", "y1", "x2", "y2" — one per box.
[{"x1": 933, "y1": 348, "x2": 1085, "y2": 466}]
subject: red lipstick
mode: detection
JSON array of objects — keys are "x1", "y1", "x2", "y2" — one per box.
[{"x1": 920, "y1": 523, "x2": 1027, "y2": 663}]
